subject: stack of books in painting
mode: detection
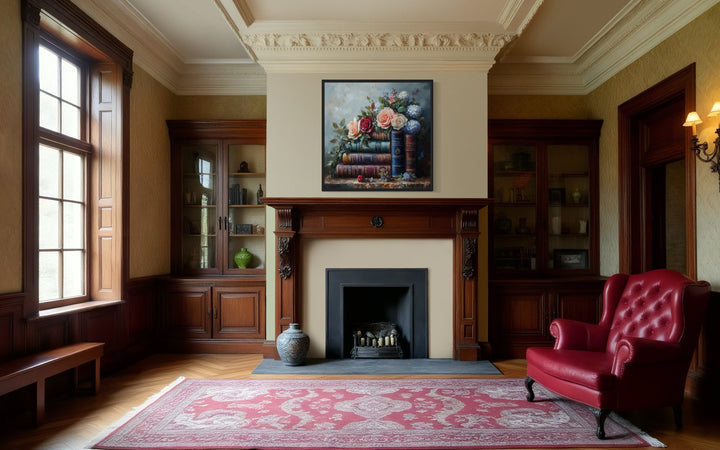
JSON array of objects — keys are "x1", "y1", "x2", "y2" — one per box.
[{"x1": 334, "y1": 131, "x2": 391, "y2": 178}]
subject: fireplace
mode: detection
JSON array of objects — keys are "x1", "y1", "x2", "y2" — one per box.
[
  {"x1": 326, "y1": 268, "x2": 428, "y2": 359},
  {"x1": 262, "y1": 197, "x2": 490, "y2": 361}
]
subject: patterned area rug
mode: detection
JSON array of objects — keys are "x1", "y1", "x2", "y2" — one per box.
[{"x1": 88, "y1": 378, "x2": 664, "y2": 449}]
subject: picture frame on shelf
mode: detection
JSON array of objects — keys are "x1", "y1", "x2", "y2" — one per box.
[
  {"x1": 235, "y1": 223, "x2": 253, "y2": 235},
  {"x1": 553, "y1": 249, "x2": 588, "y2": 269},
  {"x1": 548, "y1": 188, "x2": 565, "y2": 205},
  {"x1": 322, "y1": 80, "x2": 433, "y2": 191}
]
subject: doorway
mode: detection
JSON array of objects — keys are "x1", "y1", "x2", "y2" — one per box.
[{"x1": 618, "y1": 64, "x2": 696, "y2": 278}]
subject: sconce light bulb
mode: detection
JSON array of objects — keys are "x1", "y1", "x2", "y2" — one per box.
[
  {"x1": 708, "y1": 101, "x2": 720, "y2": 118},
  {"x1": 683, "y1": 111, "x2": 703, "y2": 134}
]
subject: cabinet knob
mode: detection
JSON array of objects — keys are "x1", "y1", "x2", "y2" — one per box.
[{"x1": 207, "y1": 308, "x2": 211, "y2": 318}]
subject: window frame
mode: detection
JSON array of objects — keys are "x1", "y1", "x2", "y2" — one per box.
[
  {"x1": 22, "y1": 0, "x2": 133, "y2": 317},
  {"x1": 36, "y1": 40, "x2": 92, "y2": 309}
]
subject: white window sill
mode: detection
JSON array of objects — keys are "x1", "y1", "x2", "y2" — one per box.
[{"x1": 34, "y1": 299, "x2": 124, "y2": 319}]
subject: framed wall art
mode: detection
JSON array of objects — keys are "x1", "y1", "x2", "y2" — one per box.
[
  {"x1": 553, "y1": 249, "x2": 589, "y2": 269},
  {"x1": 322, "y1": 80, "x2": 433, "y2": 191}
]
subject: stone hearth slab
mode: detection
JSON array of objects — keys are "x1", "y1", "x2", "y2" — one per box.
[{"x1": 252, "y1": 358, "x2": 501, "y2": 375}]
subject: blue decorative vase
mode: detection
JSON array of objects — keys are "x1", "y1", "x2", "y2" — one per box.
[
  {"x1": 234, "y1": 248, "x2": 253, "y2": 268},
  {"x1": 276, "y1": 323, "x2": 310, "y2": 366}
]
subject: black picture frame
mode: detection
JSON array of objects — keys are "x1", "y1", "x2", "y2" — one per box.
[
  {"x1": 549, "y1": 188, "x2": 565, "y2": 205},
  {"x1": 553, "y1": 249, "x2": 589, "y2": 269},
  {"x1": 322, "y1": 80, "x2": 433, "y2": 191}
]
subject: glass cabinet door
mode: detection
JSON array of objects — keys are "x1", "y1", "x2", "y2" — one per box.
[
  {"x1": 181, "y1": 143, "x2": 219, "y2": 273},
  {"x1": 547, "y1": 144, "x2": 590, "y2": 270},
  {"x1": 492, "y1": 144, "x2": 537, "y2": 271},
  {"x1": 225, "y1": 142, "x2": 266, "y2": 273}
]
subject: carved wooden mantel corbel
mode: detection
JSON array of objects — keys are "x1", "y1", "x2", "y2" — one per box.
[{"x1": 263, "y1": 197, "x2": 491, "y2": 360}]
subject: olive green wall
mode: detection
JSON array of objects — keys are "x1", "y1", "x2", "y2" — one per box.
[
  {"x1": 0, "y1": 0, "x2": 23, "y2": 293},
  {"x1": 172, "y1": 96, "x2": 266, "y2": 120},
  {"x1": 488, "y1": 2, "x2": 720, "y2": 287},
  {"x1": 586, "y1": 2, "x2": 720, "y2": 285},
  {"x1": 128, "y1": 66, "x2": 175, "y2": 278}
]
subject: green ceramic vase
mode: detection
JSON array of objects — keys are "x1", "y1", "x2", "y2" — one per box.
[{"x1": 234, "y1": 248, "x2": 253, "y2": 269}]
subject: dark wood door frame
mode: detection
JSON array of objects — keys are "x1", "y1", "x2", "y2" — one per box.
[{"x1": 618, "y1": 64, "x2": 697, "y2": 279}]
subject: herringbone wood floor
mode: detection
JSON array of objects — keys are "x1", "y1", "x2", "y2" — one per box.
[{"x1": 2, "y1": 354, "x2": 718, "y2": 449}]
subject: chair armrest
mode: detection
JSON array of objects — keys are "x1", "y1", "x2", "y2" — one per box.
[
  {"x1": 550, "y1": 319, "x2": 607, "y2": 351},
  {"x1": 612, "y1": 337, "x2": 682, "y2": 375}
]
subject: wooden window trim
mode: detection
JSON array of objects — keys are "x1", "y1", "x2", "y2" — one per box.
[{"x1": 22, "y1": 0, "x2": 133, "y2": 318}]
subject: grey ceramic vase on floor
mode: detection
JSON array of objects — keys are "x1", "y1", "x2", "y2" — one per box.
[{"x1": 276, "y1": 323, "x2": 310, "y2": 365}]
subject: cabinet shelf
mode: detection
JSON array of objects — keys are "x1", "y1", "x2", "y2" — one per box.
[
  {"x1": 495, "y1": 170, "x2": 536, "y2": 177},
  {"x1": 229, "y1": 172, "x2": 265, "y2": 177},
  {"x1": 495, "y1": 202, "x2": 536, "y2": 207},
  {"x1": 228, "y1": 204, "x2": 264, "y2": 208},
  {"x1": 184, "y1": 204, "x2": 217, "y2": 208},
  {"x1": 229, "y1": 233, "x2": 265, "y2": 237},
  {"x1": 550, "y1": 171, "x2": 589, "y2": 177}
]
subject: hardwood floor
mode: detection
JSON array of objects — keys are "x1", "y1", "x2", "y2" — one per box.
[{"x1": 2, "y1": 354, "x2": 718, "y2": 449}]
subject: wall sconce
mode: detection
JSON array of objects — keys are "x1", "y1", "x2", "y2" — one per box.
[{"x1": 683, "y1": 102, "x2": 720, "y2": 191}]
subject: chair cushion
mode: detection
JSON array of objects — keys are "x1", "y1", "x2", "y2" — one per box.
[{"x1": 527, "y1": 347, "x2": 616, "y2": 391}]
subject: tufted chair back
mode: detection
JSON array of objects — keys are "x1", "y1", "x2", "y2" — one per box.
[{"x1": 605, "y1": 269, "x2": 700, "y2": 354}]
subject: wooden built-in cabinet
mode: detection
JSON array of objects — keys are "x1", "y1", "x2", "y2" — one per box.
[
  {"x1": 167, "y1": 120, "x2": 267, "y2": 276},
  {"x1": 489, "y1": 277, "x2": 605, "y2": 358},
  {"x1": 488, "y1": 120, "x2": 606, "y2": 358},
  {"x1": 159, "y1": 277, "x2": 266, "y2": 352},
  {"x1": 162, "y1": 120, "x2": 267, "y2": 353}
]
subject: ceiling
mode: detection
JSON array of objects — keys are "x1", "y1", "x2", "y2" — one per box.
[{"x1": 82, "y1": 0, "x2": 718, "y2": 95}]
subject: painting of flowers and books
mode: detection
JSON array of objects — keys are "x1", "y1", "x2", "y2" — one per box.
[{"x1": 322, "y1": 80, "x2": 433, "y2": 191}]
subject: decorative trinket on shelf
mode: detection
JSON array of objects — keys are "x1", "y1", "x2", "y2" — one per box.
[
  {"x1": 234, "y1": 247, "x2": 253, "y2": 268},
  {"x1": 256, "y1": 184, "x2": 263, "y2": 204},
  {"x1": 572, "y1": 187, "x2": 582, "y2": 204},
  {"x1": 239, "y1": 161, "x2": 249, "y2": 172}
]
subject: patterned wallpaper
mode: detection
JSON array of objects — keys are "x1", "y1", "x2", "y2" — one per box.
[{"x1": 488, "y1": 3, "x2": 720, "y2": 286}]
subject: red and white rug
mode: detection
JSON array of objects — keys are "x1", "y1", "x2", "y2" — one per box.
[{"x1": 88, "y1": 377, "x2": 664, "y2": 449}]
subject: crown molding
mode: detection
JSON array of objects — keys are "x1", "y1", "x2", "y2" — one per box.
[
  {"x1": 175, "y1": 63, "x2": 266, "y2": 95},
  {"x1": 241, "y1": 31, "x2": 513, "y2": 73},
  {"x1": 490, "y1": 0, "x2": 720, "y2": 95},
  {"x1": 241, "y1": 31, "x2": 513, "y2": 51},
  {"x1": 578, "y1": 0, "x2": 719, "y2": 93},
  {"x1": 260, "y1": 60, "x2": 496, "y2": 74}
]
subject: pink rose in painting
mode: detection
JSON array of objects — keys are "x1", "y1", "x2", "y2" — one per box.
[
  {"x1": 376, "y1": 107, "x2": 394, "y2": 129},
  {"x1": 359, "y1": 116, "x2": 374, "y2": 134},
  {"x1": 390, "y1": 113, "x2": 408, "y2": 131},
  {"x1": 347, "y1": 118, "x2": 360, "y2": 140}
]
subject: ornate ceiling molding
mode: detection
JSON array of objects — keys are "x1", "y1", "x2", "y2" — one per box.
[
  {"x1": 241, "y1": 31, "x2": 514, "y2": 72},
  {"x1": 241, "y1": 31, "x2": 514, "y2": 52}
]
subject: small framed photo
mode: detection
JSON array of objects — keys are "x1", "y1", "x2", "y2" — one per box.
[
  {"x1": 553, "y1": 249, "x2": 588, "y2": 269},
  {"x1": 235, "y1": 223, "x2": 253, "y2": 235},
  {"x1": 548, "y1": 188, "x2": 565, "y2": 205}
]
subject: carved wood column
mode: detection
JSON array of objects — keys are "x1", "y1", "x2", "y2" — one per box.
[
  {"x1": 274, "y1": 207, "x2": 298, "y2": 336},
  {"x1": 455, "y1": 208, "x2": 481, "y2": 360}
]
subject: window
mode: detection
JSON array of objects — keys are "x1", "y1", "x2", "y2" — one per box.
[
  {"x1": 37, "y1": 44, "x2": 90, "y2": 307},
  {"x1": 23, "y1": 0, "x2": 133, "y2": 315}
]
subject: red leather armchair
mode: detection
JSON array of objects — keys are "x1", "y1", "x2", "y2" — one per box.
[{"x1": 525, "y1": 269, "x2": 710, "y2": 439}]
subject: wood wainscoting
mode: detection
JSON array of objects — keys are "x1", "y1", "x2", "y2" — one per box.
[{"x1": 262, "y1": 197, "x2": 491, "y2": 361}]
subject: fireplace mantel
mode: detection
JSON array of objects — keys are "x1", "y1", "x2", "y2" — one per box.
[{"x1": 262, "y1": 197, "x2": 491, "y2": 361}]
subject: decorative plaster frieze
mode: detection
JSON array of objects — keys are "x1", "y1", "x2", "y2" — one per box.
[{"x1": 241, "y1": 32, "x2": 514, "y2": 51}]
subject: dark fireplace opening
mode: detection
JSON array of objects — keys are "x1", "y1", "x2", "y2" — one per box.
[{"x1": 326, "y1": 268, "x2": 428, "y2": 359}]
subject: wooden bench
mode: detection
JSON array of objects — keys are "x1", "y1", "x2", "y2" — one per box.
[{"x1": 0, "y1": 342, "x2": 104, "y2": 425}]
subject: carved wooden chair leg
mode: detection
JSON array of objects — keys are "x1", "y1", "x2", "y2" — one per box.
[
  {"x1": 593, "y1": 408, "x2": 611, "y2": 439},
  {"x1": 673, "y1": 405, "x2": 683, "y2": 429},
  {"x1": 524, "y1": 376, "x2": 535, "y2": 402}
]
